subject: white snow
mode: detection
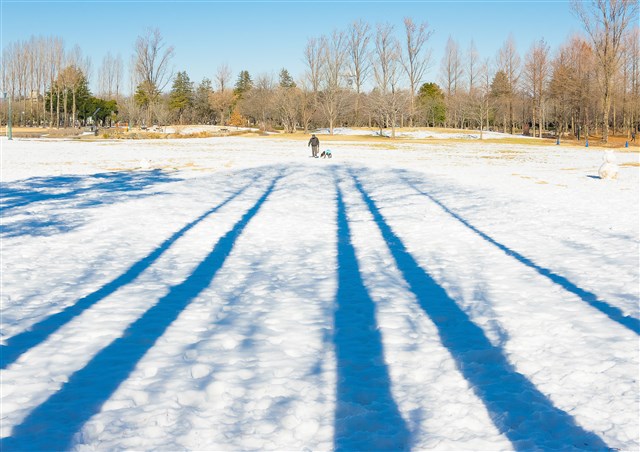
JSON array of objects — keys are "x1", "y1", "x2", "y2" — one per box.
[
  {"x1": 164, "y1": 125, "x2": 259, "y2": 135},
  {"x1": 313, "y1": 126, "x2": 535, "y2": 140},
  {"x1": 1, "y1": 135, "x2": 638, "y2": 451}
]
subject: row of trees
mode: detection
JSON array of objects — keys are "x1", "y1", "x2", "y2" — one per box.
[
  {"x1": 1, "y1": 1, "x2": 638, "y2": 141},
  {"x1": 0, "y1": 36, "x2": 121, "y2": 127}
]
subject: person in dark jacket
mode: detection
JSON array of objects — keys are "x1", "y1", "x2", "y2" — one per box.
[{"x1": 308, "y1": 134, "x2": 320, "y2": 157}]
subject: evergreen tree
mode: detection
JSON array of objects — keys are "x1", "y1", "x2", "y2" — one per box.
[
  {"x1": 135, "y1": 81, "x2": 158, "y2": 109},
  {"x1": 193, "y1": 78, "x2": 215, "y2": 124},
  {"x1": 279, "y1": 68, "x2": 296, "y2": 88},
  {"x1": 47, "y1": 73, "x2": 119, "y2": 126},
  {"x1": 234, "y1": 70, "x2": 253, "y2": 98},
  {"x1": 169, "y1": 71, "x2": 194, "y2": 124},
  {"x1": 47, "y1": 72, "x2": 95, "y2": 124},
  {"x1": 490, "y1": 70, "x2": 510, "y2": 132},
  {"x1": 417, "y1": 82, "x2": 446, "y2": 126}
]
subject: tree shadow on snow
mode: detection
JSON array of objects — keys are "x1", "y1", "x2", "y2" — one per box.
[
  {"x1": 0, "y1": 173, "x2": 263, "y2": 370},
  {"x1": 0, "y1": 170, "x2": 179, "y2": 238},
  {"x1": 396, "y1": 170, "x2": 639, "y2": 336},
  {"x1": 0, "y1": 175, "x2": 281, "y2": 452},
  {"x1": 332, "y1": 183, "x2": 410, "y2": 451},
  {"x1": 351, "y1": 172, "x2": 608, "y2": 451}
]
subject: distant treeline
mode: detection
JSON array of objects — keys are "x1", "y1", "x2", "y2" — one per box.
[{"x1": 1, "y1": 2, "x2": 638, "y2": 141}]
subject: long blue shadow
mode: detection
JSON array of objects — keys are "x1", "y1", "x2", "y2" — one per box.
[
  {"x1": 352, "y1": 175, "x2": 608, "y2": 451},
  {"x1": 0, "y1": 176, "x2": 261, "y2": 370},
  {"x1": 0, "y1": 170, "x2": 176, "y2": 211},
  {"x1": 333, "y1": 185, "x2": 410, "y2": 451},
  {"x1": 0, "y1": 176, "x2": 280, "y2": 452},
  {"x1": 1, "y1": 170, "x2": 181, "y2": 237},
  {"x1": 398, "y1": 171, "x2": 639, "y2": 335}
]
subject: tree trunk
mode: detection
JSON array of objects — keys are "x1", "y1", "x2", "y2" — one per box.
[
  {"x1": 612, "y1": 95, "x2": 616, "y2": 136},
  {"x1": 509, "y1": 98, "x2": 514, "y2": 134},
  {"x1": 409, "y1": 95, "x2": 415, "y2": 127},
  {"x1": 63, "y1": 90, "x2": 68, "y2": 127},
  {"x1": 532, "y1": 104, "x2": 537, "y2": 138},
  {"x1": 391, "y1": 111, "x2": 396, "y2": 138},
  {"x1": 602, "y1": 90, "x2": 611, "y2": 143},
  {"x1": 354, "y1": 92, "x2": 360, "y2": 126},
  {"x1": 72, "y1": 90, "x2": 77, "y2": 128},
  {"x1": 56, "y1": 87, "x2": 60, "y2": 128}
]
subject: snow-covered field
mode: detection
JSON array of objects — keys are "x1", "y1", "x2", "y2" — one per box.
[
  {"x1": 313, "y1": 127, "x2": 534, "y2": 140},
  {"x1": 1, "y1": 136, "x2": 638, "y2": 451}
]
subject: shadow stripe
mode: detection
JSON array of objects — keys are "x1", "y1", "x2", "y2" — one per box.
[
  {"x1": 353, "y1": 174, "x2": 607, "y2": 451},
  {"x1": 1, "y1": 176, "x2": 261, "y2": 370},
  {"x1": 400, "y1": 173, "x2": 639, "y2": 335},
  {"x1": 1, "y1": 175, "x2": 280, "y2": 451},
  {"x1": 333, "y1": 183, "x2": 410, "y2": 451}
]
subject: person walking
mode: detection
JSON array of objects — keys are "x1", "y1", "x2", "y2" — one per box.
[
  {"x1": 631, "y1": 130, "x2": 636, "y2": 142},
  {"x1": 308, "y1": 134, "x2": 320, "y2": 158}
]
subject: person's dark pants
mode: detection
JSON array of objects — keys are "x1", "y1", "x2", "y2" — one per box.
[{"x1": 312, "y1": 145, "x2": 319, "y2": 157}]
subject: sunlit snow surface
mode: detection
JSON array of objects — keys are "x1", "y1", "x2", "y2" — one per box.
[{"x1": 1, "y1": 136, "x2": 638, "y2": 451}]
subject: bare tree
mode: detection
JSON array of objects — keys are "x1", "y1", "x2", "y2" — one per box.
[
  {"x1": 99, "y1": 52, "x2": 123, "y2": 99},
  {"x1": 622, "y1": 27, "x2": 640, "y2": 136},
  {"x1": 209, "y1": 90, "x2": 234, "y2": 126},
  {"x1": 496, "y1": 35, "x2": 521, "y2": 134},
  {"x1": 242, "y1": 73, "x2": 275, "y2": 131},
  {"x1": 347, "y1": 20, "x2": 371, "y2": 125},
  {"x1": 210, "y1": 63, "x2": 233, "y2": 125},
  {"x1": 65, "y1": 45, "x2": 89, "y2": 127},
  {"x1": 1, "y1": 43, "x2": 17, "y2": 127},
  {"x1": 153, "y1": 97, "x2": 172, "y2": 131},
  {"x1": 297, "y1": 78, "x2": 317, "y2": 132},
  {"x1": 372, "y1": 24, "x2": 397, "y2": 94},
  {"x1": 549, "y1": 46, "x2": 574, "y2": 140},
  {"x1": 274, "y1": 84, "x2": 301, "y2": 132},
  {"x1": 12, "y1": 41, "x2": 28, "y2": 122},
  {"x1": 214, "y1": 63, "x2": 232, "y2": 93},
  {"x1": 371, "y1": 23, "x2": 405, "y2": 137},
  {"x1": 440, "y1": 36, "x2": 464, "y2": 127},
  {"x1": 468, "y1": 58, "x2": 493, "y2": 138},
  {"x1": 524, "y1": 39, "x2": 550, "y2": 137},
  {"x1": 572, "y1": 0, "x2": 638, "y2": 142},
  {"x1": 318, "y1": 31, "x2": 349, "y2": 134},
  {"x1": 304, "y1": 37, "x2": 323, "y2": 94},
  {"x1": 59, "y1": 65, "x2": 83, "y2": 127},
  {"x1": 26, "y1": 37, "x2": 39, "y2": 122},
  {"x1": 551, "y1": 36, "x2": 597, "y2": 138},
  {"x1": 134, "y1": 28, "x2": 174, "y2": 124},
  {"x1": 124, "y1": 55, "x2": 142, "y2": 126},
  {"x1": 45, "y1": 37, "x2": 64, "y2": 127},
  {"x1": 467, "y1": 40, "x2": 479, "y2": 94},
  {"x1": 34, "y1": 37, "x2": 50, "y2": 125},
  {"x1": 400, "y1": 17, "x2": 433, "y2": 126},
  {"x1": 98, "y1": 52, "x2": 114, "y2": 99}
]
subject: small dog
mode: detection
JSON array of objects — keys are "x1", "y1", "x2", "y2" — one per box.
[{"x1": 320, "y1": 149, "x2": 333, "y2": 159}]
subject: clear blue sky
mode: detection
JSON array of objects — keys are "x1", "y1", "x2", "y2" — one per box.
[{"x1": 1, "y1": 1, "x2": 585, "y2": 93}]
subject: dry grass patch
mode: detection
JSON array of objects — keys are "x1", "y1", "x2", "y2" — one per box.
[{"x1": 481, "y1": 155, "x2": 519, "y2": 160}]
